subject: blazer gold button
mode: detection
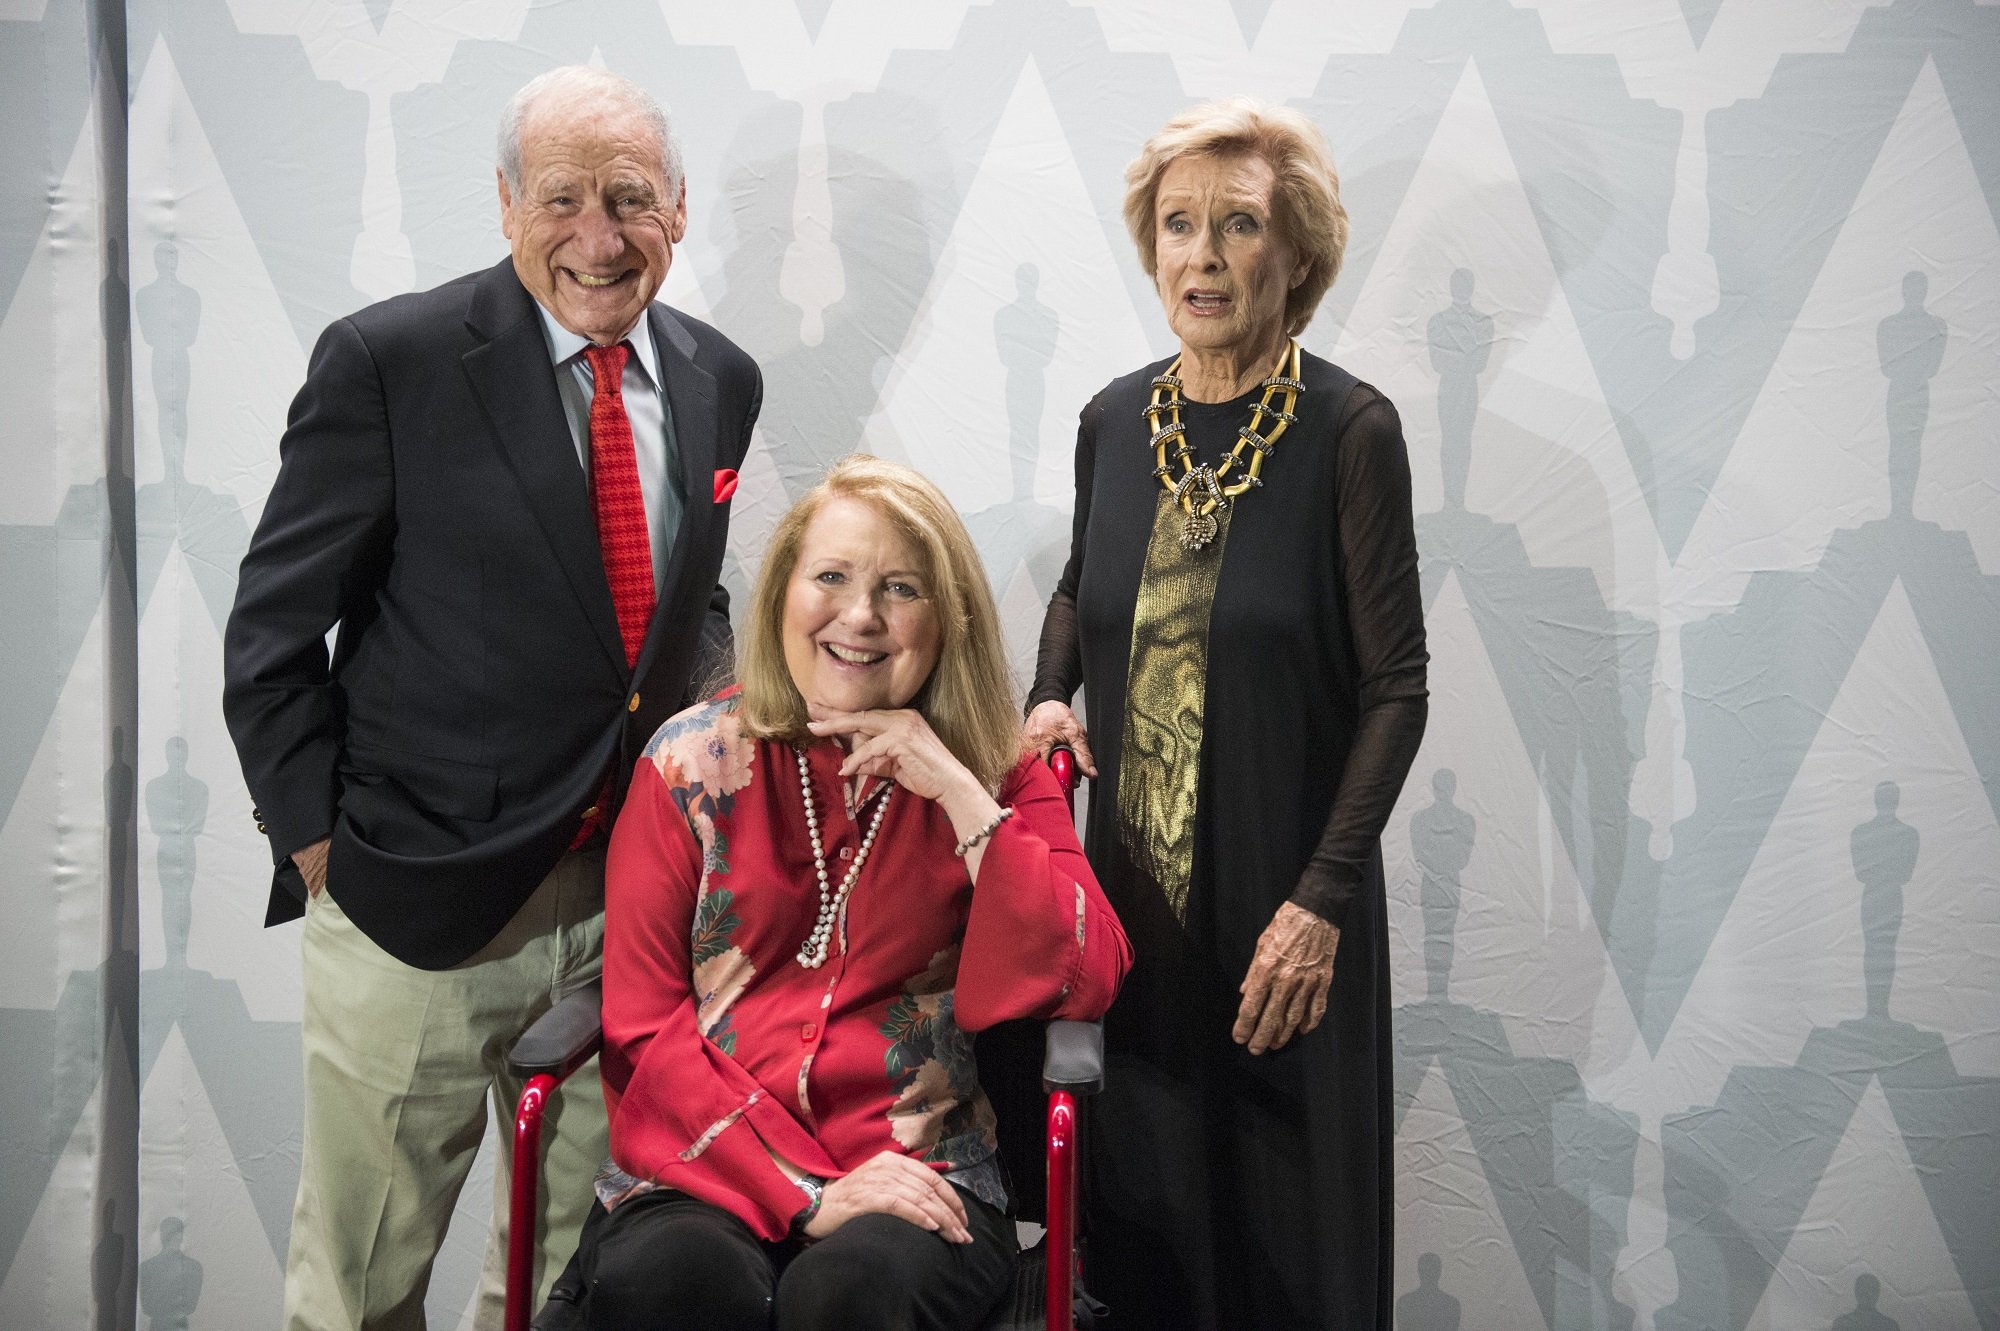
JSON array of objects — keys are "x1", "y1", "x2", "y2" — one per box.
[
  {"x1": 251, "y1": 807, "x2": 262, "y2": 819},
  {"x1": 628, "y1": 693, "x2": 641, "y2": 713},
  {"x1": 582, "y1": 805, "x2": 600, "y2": 820},
  {"x1": 256, "y1": 823, "x2": 267, "y2": 834}
]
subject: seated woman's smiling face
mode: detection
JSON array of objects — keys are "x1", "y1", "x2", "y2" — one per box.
[{"x1": 781, "y1": 496, "x2": 943, "y2": 717}]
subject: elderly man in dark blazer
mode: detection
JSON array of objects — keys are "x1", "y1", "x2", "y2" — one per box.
[{"x1": 223, "y1": 66, "x2": 761, "y2": 1329}]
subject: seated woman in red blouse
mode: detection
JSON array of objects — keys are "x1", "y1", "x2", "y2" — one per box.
[{"x1": 580, "y1": 455, "x2": 1133, "y2": 1330}]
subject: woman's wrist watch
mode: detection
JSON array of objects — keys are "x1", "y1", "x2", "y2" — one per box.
[{"x1": 790, "y1": 1174, "x2": 825, "y2": 1239}]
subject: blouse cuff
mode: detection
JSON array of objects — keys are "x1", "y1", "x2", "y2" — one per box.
[{"x1": 957, "y1": 817, "x2": 1079, "y2": 1024}]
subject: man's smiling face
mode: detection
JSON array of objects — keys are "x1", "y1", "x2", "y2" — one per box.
[{"x1": 499, "y1": 97, "x2": 685, "y2": 345}]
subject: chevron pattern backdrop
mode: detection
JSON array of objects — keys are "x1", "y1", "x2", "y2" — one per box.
[{"x1": 2, "y1": 1, "x2": 1996, "y2": 1327}]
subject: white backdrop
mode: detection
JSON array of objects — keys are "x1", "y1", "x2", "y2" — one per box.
[{"x1": 2, "y1": 1, "x2": 1996, "y2": 1327}]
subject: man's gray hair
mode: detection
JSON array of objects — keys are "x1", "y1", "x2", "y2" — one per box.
[{"x1": 497, "y1": 66, "x2": 683, "y2": 197}]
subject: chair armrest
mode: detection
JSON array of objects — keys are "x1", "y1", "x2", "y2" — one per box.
[
  {"x1": 1041, "y1": 1019, "x2": 1104, "y2": 1095},
  {"x1": 509, "y1": 982, "x2": 604, "y2": 1082}
]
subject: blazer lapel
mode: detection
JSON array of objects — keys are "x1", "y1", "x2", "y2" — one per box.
[
  {"x1": 461, "y1": 262, "x2": 627, "y2": 676},
  {"x1": 634, "y1": 303, "x2": 720, "y2": 679}
]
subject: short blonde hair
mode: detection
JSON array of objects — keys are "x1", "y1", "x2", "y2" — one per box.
[
  {"x1": 737, "y1": 456, "x2": 1021, "y2": 791},
  {"x1": 1122, "y1": 98, "x2": 1348, "y2": 336}
]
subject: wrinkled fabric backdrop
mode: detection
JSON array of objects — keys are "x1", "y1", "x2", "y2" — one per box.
[{"x1": 3, "y1": 1, "x2": 1996, "y2": 1327}]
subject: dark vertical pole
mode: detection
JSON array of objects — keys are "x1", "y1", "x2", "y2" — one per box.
[{"x1": 89, "y1": 1, "x2": 139, "y2": 1328}]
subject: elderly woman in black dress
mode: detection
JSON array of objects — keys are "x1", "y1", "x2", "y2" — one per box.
[{"x1": 1024, "y1": 98, "x2": 1428, "y2": 1329}]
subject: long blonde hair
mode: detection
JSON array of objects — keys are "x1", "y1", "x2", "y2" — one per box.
[{"x1": 736, "y1": 456, "x2": 1021, "y2": 791}]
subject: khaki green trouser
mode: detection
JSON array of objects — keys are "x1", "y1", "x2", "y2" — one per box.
[{"x1": 284, "y1": 850, "x2": 609, "y2": 1331}]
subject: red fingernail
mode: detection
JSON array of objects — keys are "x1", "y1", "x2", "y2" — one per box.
[{"x1": 924, "y1": 1161, "x2": 951, "y2": 1172}]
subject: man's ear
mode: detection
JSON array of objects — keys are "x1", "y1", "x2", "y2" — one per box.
[
  {"x1": 498, "y1": 168, "x2": 516, "y2": 240},
  {"x1": 668, "y1": 179, "x2": 688, "y2": 244}
]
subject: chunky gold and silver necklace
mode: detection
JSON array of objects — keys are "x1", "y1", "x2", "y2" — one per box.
[{"x1": 1143, "y1": 339, "x2": 1304, "y2": 551}]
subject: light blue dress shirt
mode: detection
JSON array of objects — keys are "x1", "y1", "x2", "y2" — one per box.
[{"x1": 535, "y1": 304, "x2": 683, "y2": 597}]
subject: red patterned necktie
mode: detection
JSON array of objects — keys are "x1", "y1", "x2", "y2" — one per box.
[
  {"x1": 584, "y1": 342, "x2": 655, "y2": 668},
  {"x1": 573, "y1": 342, "x2": 654, "y2": 849}
]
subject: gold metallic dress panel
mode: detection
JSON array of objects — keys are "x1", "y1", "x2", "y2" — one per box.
[{"x1": 1114, "y1": 494, "x2": 1233, "y2": 922}]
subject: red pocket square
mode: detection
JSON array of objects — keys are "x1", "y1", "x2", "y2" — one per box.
[{"x1": 713, "y1": 468, "x2": 739, "y2": 504}]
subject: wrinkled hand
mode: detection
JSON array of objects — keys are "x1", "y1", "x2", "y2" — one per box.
[
  {"x1": 806, "y1": 707, "x2": 978, "y2": 803},
  {"x1": 1022, "y1": 701, "x2": 1096, "y2": 778},
  {"x1": 293, "y1": 838, "x2": 331, "y2": 899},
  {"x1": 1233, "y1": 902, "x2": 1338, "y2": 1055},
  {"x1": 804, "y1": 1150, "x2": 971, "y2": 1244}
]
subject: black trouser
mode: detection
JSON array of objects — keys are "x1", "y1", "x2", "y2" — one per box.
[{"x1": 578, "y1": 1188, "x2": 1018, "y2": 1331}]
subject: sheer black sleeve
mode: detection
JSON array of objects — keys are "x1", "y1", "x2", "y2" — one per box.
[
  {"x1": 1290, "y1": 386, "x2": 1429, "y2": 926},
  {"x1": 1028, "y1": 395, "x2": 1102, "y2": 711}
]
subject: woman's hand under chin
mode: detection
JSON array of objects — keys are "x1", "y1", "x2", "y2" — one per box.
[
  {"x1": 806, "y1": 706, "x2": 1008, "y2": 874},
  {"x1": 806, "y1": 706, "x2": 977, "y2": 804}
]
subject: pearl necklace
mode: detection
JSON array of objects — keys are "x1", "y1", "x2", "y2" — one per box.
[{"x1": 794, "y1": 746, "x2": 893, "y2": 969}]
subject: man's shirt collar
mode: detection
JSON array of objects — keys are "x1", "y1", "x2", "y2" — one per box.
[{"x1": 534, "y1": 303, "x2": 662, "y2": 391}]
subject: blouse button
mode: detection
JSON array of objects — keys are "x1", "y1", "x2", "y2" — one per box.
[
  {"x1": 801, "y1": 1022, "x2": 817, "y2": 1042},
  {"x1": 838, "y1": 845, "x2": 854, "y2": 860}
]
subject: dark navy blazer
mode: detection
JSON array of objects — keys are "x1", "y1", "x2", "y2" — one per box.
[{"x1": 224, "y1": 258, "x2": 762, "y2": 969}]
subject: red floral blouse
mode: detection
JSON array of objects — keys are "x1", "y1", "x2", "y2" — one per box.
[{"x1": 601, "y1": 691, "x2": 1132, "y2": 1242}]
